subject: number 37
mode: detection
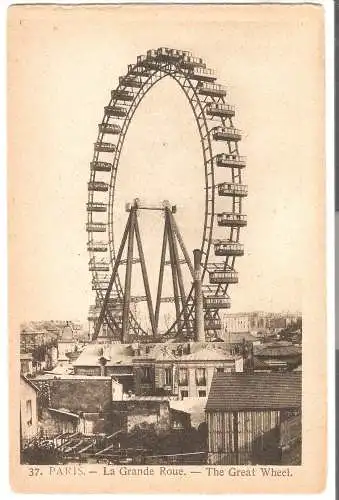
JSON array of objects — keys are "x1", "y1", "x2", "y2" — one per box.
[{"x1": 28, "y1": 467, "x2": 40, "y2": 476}]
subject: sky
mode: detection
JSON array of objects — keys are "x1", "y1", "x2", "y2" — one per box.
[{"x1": 8, "y1": 4, "x2": 324, "y2": 325}]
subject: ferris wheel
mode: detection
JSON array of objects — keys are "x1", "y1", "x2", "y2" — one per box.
[{"x1": 86, "y1": 47, "x2": 247, "y2": 342}]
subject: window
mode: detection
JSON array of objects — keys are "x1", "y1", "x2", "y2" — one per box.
[
  {"x1": 195, "y1": 368, "x2": 206, "y2": 386},
  {"x1": 178, "y1": 368, "x2": 188, "y2": 386},
  {"x1": 172, "y1": 420, "x2": 184, "y2": 430},
  {"x1": 80, "y1": 367, "x2": 99, "y2": 376},
  {"x1": 141, "y1": 366, "x2": 152, "y2": 383},
  {"x1": 181, "y1": 390, "x2": 188, "y2": 399},
  {"x1": 216, "y1": 367, "x2": 224, "y2": 373},
  {"x1": 164, "y1": 367, "x2": 172, "y2": 386},
  {"x1": 198, "y1": 390, "x2": 206, "y2": 398},
  {"x1": 26, "y1": 399, "x2": 32, "y2": 426}
]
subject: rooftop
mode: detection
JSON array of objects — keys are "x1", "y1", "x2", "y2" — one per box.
[
  {"x1": 20, "y1": 374, "x2": 40, "y2": 392},
  {"x1": 206, "y1": 372, "x2": 301, "y2": 411},
  {"x1": 254, "y1": 343, "x2": 301, "y2": 357},
  {"x1": 73, "y1": 342, "x2": 238, "y2": 367},
  {"x1": 34, "y1": 374, "x2": 112, "y2": 381},
  {"x1": 48, "y1": 407, "x2": 79, "y2": 419},
  {"x1": 122, "y1": 395, "x2": 171, "y2": 401},
  {"x1": 226, "y1": 332, "x2": 258, "y2": 343},
  {"x1": 20, "y1": 353, "x2": 33, "y2": 360},
  {"x1": 223, "y1": 311, "x2": 302, "y2": 319},
  {"x1": 60, "y1": 323, "x2": 74, "y2": 342},
  {"x1": 21, "y1": 330, "x2": 44, "y2": 336}
]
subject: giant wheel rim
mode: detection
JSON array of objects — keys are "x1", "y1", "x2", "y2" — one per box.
[{"x1": 87, "y1": 48, "x2": 247, "y2": 339}]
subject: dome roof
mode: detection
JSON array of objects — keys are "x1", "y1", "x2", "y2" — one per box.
[{"x1": 60, "y1": 322, "x2": 74, "y2": 341}]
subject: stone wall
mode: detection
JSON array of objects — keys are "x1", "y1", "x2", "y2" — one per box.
[{"x1": 35, "y1": 378, "x2": 112, "y2": 413}]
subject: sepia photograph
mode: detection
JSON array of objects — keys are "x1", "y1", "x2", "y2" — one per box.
[{"x1": 8, "y1": 3, "x2": 326, "y2": 494}]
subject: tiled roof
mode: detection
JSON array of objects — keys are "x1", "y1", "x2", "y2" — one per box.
[{"x1": 206, "y1": 372, "x2": 301, "y2": 411}]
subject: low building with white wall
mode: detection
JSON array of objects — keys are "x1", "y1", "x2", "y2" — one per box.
[{"x1": 20, "y1": 375, "x2": 40, "y2": 446}]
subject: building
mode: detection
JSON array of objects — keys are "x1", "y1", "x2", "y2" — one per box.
[
  {"x1": 20, "y1": 353, "x2": 34, "y2": 376},
  {"x1": 33, "y1": 375, "x2": 190, "y2": 440},
  {"x1": 88, "y1": 303, "x2": 113, "y2": 342},
  {"x1": 34, "y1": 375, "x2": 113, "y2": 413},
  {"x1": 46, "y1": 345, "x2": 58, "y2": 369},
  {"x1": 254, "y1": 342, "x2": 302, "y2": 371},
  {"x1": 223, "y1": 313, "x2": 252, "y2": 334},
  {"x1": 223, "y1": 332, "x2": 261, "y2": 354},
  {"x1": 20, "y1": 329, "x2": 45, "y2": 352},
  {"x1": 112, "y1": 396, "x2": 191, "y2": 433},
  {"x1": 39, "y1": 408, "x2": 79, "y2": 437},
  {"x1": 222, "y1": 311, "x2": 271, "y2": 335},
  {"x1": 21, "y1": 321, "x2": 86, "y2": 349},
  {"x1": 206, "y1": 372, "x2": 301, "y2": 465},
  {"x1": 57, "y1": 322, "x2": 76, "y2": 361},
  {"x1": 20, "y1": 324, "x2": 59, "y2": 375},
  {"x1": 223, "y1": 311, "x2": 302, "y2": 337},
  {"x1": 33, "y1": 375, "x2": 114, "y2": 438},
  {"x1": 72, "y1": 342, "x2": 243, "y2": 399},
  {"x1": 169, "y1": 397, "x2": 207, "y2": 429},
  {"x1": 20, "y1": 375, "x2": 40, "y2": 446}
]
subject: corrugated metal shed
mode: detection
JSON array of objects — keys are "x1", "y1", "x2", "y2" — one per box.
[{"x1": 206, "y1": 372, "x2": 301, "y2": 411}]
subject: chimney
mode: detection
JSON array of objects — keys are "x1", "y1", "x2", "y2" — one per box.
[
  {"x1": 99, "y1": 356, "x2": 107, "y2": 376},
  {"x1": 193, "y1": 249, "x2": 205, "y2": 342}
]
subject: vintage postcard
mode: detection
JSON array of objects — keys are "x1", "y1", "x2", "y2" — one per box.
[{"x1": 8, "y1": 3, "x2": 327, "y2": 494}]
